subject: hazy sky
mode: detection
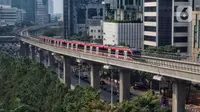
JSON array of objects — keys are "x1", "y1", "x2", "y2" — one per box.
[{"x1": 53, "y1": 0, "x2": 63, "y2": 14}]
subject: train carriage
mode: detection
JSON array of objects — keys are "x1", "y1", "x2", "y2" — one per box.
[{"x1": 39, "y1": 36, "x2": 141, "y2": 61}]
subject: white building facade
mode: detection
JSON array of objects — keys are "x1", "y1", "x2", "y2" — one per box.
[
  {"x1": 0, "y1": 5, "x2": 26, "y2": 26},
  {"x1": 103, "y1": 22, "x2": 143, "y2": 49},
  {"x1": 89, "y1": 25, "x2": 103, "y2": 40},
  {"x1": 102, "y1": 0, "x2": 143, "y2": 49}
]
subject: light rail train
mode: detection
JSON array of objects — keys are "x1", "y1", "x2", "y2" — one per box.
[{"x1": 39, "y1": 36, "x2": 141, "y2": 61}]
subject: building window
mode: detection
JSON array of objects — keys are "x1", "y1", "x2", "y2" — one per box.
[
  {"x1": 145, "y1": 7, "x2": 156, "y2": 12},
  {"x1": 174, "y1": 27, "x2": 188, "y2": 32},
  {"x1": 144, "y1": 26, "x2": 156, "y2": 32},
  {"x1": 145, "y1": 0, "x2": 157, "y2": 2},
  {"x1": 144, "y1": 36, "x2": 156, "y2": 42},
  {"x1": 91, "y1": 30, "x2": 93, "y2": 32},
  {"x1": 98, "y1": 30, "x2": 100, "y2": 32},
  {"x1": 144, "y1": 17, "x2": 156, "y2": 22},
  {"x1": 174, "y1": 37, "x2": 188, "y2": 43},
  {"x1": 98, "y1": 36, "x2": 101, "y2": 38},
  {"x1": 174, "y1": 0, "x2": 189, "y2": 2}
]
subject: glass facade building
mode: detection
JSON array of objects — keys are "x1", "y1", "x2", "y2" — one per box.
[{"x1": 11, "y1": 0, "x2": 37, "y2": 23}]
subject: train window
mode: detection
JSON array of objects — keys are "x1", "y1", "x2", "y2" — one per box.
[
  {"x1": 73, "y1": 44, "x2": 76, "y2": 48},
  {"x1": 51, "y1": 40, "x2": 54, "y2": 44},
  {"x1": 86, "y1": 46, "x2": 90, "y2": 50},
  {"x1": 78, "y1": 44, "x2": 84, "y2": 50},
  {"x1": 99, "y1": 48, "x2": 108, "y2": 53},
  {"x1": 92, "y1": 46, "x2": 96, "y2": 51},
  {"x1": 119, "y1": 50, "x2": 124, "y2": 55},
  {"x1": 63, "y1": 42, "x2": 67, "y2": 46},
  {"x1": 111, "y1": 49, "x2": 115, "y2": 54}
]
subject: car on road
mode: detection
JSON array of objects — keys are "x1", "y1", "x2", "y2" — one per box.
[
  {"x1": 133, "y1": 82, "x2": 148, "y2": 90},
  {"x1": 100, "y1": 80, "x2": 106, "y2": 85}
]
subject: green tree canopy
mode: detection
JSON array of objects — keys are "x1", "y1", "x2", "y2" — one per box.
[
  {"x1": 0, "y1": 53, "x2": 170, "y2": 112},
  {"x1": 43, "y1": 29, "x2": 57, "y2": 37}
]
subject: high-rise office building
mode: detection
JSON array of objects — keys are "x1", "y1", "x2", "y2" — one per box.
[
  {"x1": 63, "y1": 0, "x2": 104, "y2": 39},
  {"x1": 12, "y1": 0, "x2": 37, "y2": 23},
  {"x1": 0, "y1": 0, "x2": 11, "y2": 6},
  {"x1": 63, "y1": 0, "x2": 74, "y2": 38},
  {"x1": 36, "y1": 0, "x2": 49, "y2": 24},
  {"x1": 0, "y1": 5, "x2": 26, "y2": 26},
  {"x1": 48, "y1": 0, "x2": 53, "y2": 16},
  {"x1": 144, "y1": 0, "x2": 192, "y2": 53}
]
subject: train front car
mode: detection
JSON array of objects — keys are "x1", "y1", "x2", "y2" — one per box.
[
  {"x1": 131, "y1": 49, "x2": 141, "y2": 57},
  {"x1": 130, "y1": 49, "x2": 145, "y2": 62}
]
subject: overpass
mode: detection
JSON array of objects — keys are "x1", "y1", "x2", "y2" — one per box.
[
  {"x1": 17, "y1": 24, "x2": 200, "y2": 112},
  {"x1": 0, "y1": 36, "x2": 18, "y2": 43}
]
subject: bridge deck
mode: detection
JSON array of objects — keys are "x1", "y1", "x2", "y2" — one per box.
[{"x1": 21, "y1": 37, "x2": 200, "y2": 83}]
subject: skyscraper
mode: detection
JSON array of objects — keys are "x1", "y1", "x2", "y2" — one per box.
[
  {"x1": 0, "y1": 0, "x2": 11, "y2": 6},
  {"x1": 12, "y1": 0, "x2": 37, "y2": 23},
  {"x1": 36, "y1": 0, "x2": 49, "y2": 24},
  {"x1": 63, "y1": 0, "x2": 74, "y2": 38},
  {"x1": 143, "y1": 0, "x2": 192, "y2": 53},
  {"x1": 48, "y1": 0, "x2": 53, "y2": 16}
]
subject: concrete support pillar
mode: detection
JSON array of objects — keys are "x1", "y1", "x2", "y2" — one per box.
[
  {"x1": 20, "y1": 41, "x2": 25, "y2": 56},
  {"x1": 172, "y1": 80, "x2": 187, "y2": 112},
  {"x1": 24, "y1": 43, "x2": 29, "y2": 57},
  {"x1": 48, "y1": 51, "x2": 54, "y2": 67},
  {"x1": 90, "y1": 63, "x2": 101, "y2": 90},
  {"x1": 38, "y1": 49, "x2": 44, "y2": 64},
  {"x1": 31, "y1": 46, "x2": 35, "y2": 61},
  {"x1": 119, "y1": 69, "x2": 131, "y2": 102},
  {"x1": 63, "y1": 56, "x2": 71, "y2": 89}
]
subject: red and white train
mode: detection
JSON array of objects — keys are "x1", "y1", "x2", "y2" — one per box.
[{"x1": 39, "y1": 36, "x2": 141, "y2": 61}]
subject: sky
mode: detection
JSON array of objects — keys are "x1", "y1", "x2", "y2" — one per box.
[{"x1": 53, "y1": 0, "x2": 63, "y2": 14}]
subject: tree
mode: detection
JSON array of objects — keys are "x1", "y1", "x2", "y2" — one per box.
[
  {"x1": 43, "y1": 29, "x2": 57, "y2": 37},
  {"x1": 0, "y1": 52, "x2": 171, "y2": 112},
  {"x1": 113, "y1": 91, "x2": 170, "y2": 112},
  {"x1": 93, "y1": 39, "x2": 103, "y2": 44}
]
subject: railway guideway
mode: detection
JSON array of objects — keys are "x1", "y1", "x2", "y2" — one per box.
[{"x1": 20, "y1": 36, "x2": 200, "y2": 83}]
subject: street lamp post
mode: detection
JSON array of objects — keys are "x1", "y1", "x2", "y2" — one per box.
[
  {"x1": 111, "y1": 70, "x2": 114, "y2": 108},
  {"x1": 78, "y1": 63, "x2": 81, "y2": 85},
  {"x1": 76, "y1": 59, "x2": 83, "y2": 85}
]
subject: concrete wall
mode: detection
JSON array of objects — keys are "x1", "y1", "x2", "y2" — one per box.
[
  {"x1": 89, "y1": 25, "x2": 103, "y2": 40},
  {"x1": 103, "y1": 22, "x2": 143, "y2": 49}
]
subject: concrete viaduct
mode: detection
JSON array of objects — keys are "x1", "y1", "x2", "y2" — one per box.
[{"x1": 16, "y1": 24, "x2": 200, "y2": 112}]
